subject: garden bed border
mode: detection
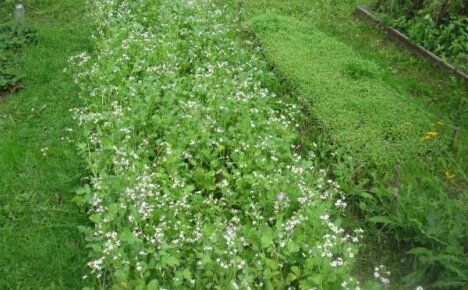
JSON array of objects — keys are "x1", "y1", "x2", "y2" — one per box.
[{"x1": 355, "y1": 5, "x2": 468, "y2": 82}]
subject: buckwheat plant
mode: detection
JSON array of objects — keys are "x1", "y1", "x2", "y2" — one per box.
[{"x1": 70, "y1": 0, "x2": 365, "y2": 288}]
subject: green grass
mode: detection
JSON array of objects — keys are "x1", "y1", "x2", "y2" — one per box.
[
  {"x1": 241, "y1": 0, "x2": 468, "y2": 175},
  {"x1": 0, "y1": 0, "x2": 465, "y2": 288},
  {"x1": 251, "y1": 13, "x2": 440, "y2": 169},
  {"x1": 0, "y1": 0, "x2": 91, "y2": 288},
  {"x1": 237, "y1": 0, "x2": 467, "y2": 288}
]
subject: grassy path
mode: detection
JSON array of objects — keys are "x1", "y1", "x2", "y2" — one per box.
[{"x1": 0, "y1": 1, "x2": 90, "y2": 288}]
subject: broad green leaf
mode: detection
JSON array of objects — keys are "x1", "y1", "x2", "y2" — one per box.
[
  {"x1": 261, "y1": 230, "x2": 274, "y2": 248},
  {"x1": 147, "y1": 279, "x2": 159, "y2": 290},
  {"x1": 368, "y1": 216, "x2": 395, "y2": 225},
  {"x1": 286, "y1": 240, "x2": 300, "y2": 254},
  {"x1": 161, "y1": 255, "x2": 179, "y2": 267},
  {"x1": 120, "y1": 231, "x2": 135, "y2": 244},
  {"x1": 89, "y1": 214, "x2": 102, "y2": 223}
]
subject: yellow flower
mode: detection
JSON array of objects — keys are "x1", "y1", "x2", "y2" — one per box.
[
  {"x1": 422, "y1": 130, "x2": 438, "y2": 141},
  {"x1": 445, "y1": 171, "x2": 456, "y2": 180}
]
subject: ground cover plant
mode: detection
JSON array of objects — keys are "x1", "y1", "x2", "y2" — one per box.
[
  {"x1": 239, "y1": 1, "x2": 467, "y2": 288},
  {"x1": 0, "y1": 0, "x2": 91, "y2": 288},
  {"x1": 0, "y1": 49, "x2": 18, "y2": 94},
  {"x1": 251, "y1": 13, "x2": 444, "y2": 170},
  {"x1": 68, "y1": 0, "x2": 382, "y2": 289}
]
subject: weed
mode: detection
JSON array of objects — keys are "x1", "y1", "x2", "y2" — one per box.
[
  {"x1": 373, "y1": 0, "x2": 468, "y2": 71},
  {"x1": 0, "y1": 49, "x2": 19, "y2": 92},
  {"x1": 0, "y1": 23, "x2": 36, "y2": 93},
  {"x1": 0, "y1": 23, "x2": 37, "y2": 50},
  {"x1": 71, "y1": 0, "x2": 368, "y2": 288}
]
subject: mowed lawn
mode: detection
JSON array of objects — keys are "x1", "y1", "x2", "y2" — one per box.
[{"x1": 0, "y1": 0, "x2": 91, "y2": 288}]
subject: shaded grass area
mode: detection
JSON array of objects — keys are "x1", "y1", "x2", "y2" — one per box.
[
  {"x1": 0, "y1": 0, "x2": 91, "y2": 288},
  {"x1": 238, "y1": 0, "x2": 467, "y2": 288}
]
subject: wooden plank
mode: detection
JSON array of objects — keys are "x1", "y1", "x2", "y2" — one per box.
[{"x1": 355, "y1": 5, "x2": 468, "y2": 82}]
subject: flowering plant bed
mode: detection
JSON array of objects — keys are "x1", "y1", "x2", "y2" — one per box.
[{"x1": 70, "y1": 0, "x2": 371, "y2": 288}]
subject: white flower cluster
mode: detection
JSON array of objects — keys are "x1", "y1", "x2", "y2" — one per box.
[{"x1": 374, "y1": 264, "x2": 391, "y2": 285}]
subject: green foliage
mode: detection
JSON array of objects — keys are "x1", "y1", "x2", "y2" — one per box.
[
  {"x1": 0, "y1": 0, "x2": 465, "y2": 289},
  {"x1": 0, "y1": 23, "x2": 37, "y2": 92},
  {"x1": 344, "y1": 57, "x2": 382, "y2": 80},
  {"x1": 394, "y1": 16, "x2": 467, "y2": 70},
  {"x1": 71, "y1": 0, "x2": 366, "y2": 288},
  {"x1": 250, "y1": 13, "x2": 444, "y2": 171},
  {"x1": 373, "y1": 0, "x2": 468, "y2": 71},
  {"x1": 0, "y1": 49, "x2": 18, "y2": 91},
  {"x1": 0, "y1": 23, "x2": 37, "y2": 50},
  {"x1": 244, "y1": 4, "x2": 467, "y2": 289},
  {"x1": 373, "y1": 0, "x2": 467, "y2": 25},
  {"x1": 337, "y1": 152, "x2": 468, "y2": 288}
]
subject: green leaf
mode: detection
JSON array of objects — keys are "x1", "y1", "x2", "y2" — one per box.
[
  {"x1": 291, "y1": 266, "x2": 301, "y2": 275},
  {"x1": 285, "y1": 240, "x2": 300, "y2": 254},
  {"x1": 407, "y1": 247, "x2": 433, "y2": 256},
  {"x1": 311, "y1": 274, "x2": 322, "y2": 284},
  {"x1": 181, "y1": 268, "x2": 192, "y2": 279},
  {"x1": 114, "y1": 269, "x2": 127, "y2": 282},
  {"x1": 287, "y1": 272, "x2": 297, "y2": 282},
  {"x1": 161, "y1": 255, "x2": 179, "y2": 267},
  {"x1": 89, "y1": 214, "x2": 102, "y2": 223},
  {"x1": 368, "y1": 216, "x2": 395, "y2": 225},
  {"x1": 260, "y1": 227, "x2": 274, "y2": 248},
  {"x1": 108, "y1": 203, "x2": 119, "y2": 216},
  {"x1": 76, "y1": 185, "x2": 91, "y2": 195},
  {"x1": 359, "y1": 191, "x2": 376, "y2": 200},
  {"x1": 265, "y1": 258, "x2": 278, "y2": 270},
  {"x1": 120, "y1": 231, "x2": 135, "y2": 244},
  {"x1": 147, "y1": 279, "x2": 159, "y2": 290}
]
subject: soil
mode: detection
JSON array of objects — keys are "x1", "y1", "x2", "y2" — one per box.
[{"x1": 0, "y1": 83, "x2": 21, "y2": 101}]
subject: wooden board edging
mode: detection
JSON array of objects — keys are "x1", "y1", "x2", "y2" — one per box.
[{"x1": 355, "y1": 5, "x2": 468, "y2": 82}]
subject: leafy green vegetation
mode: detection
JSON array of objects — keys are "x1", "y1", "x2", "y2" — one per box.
[
  {"x1": 71, "y1": 0, "x2": 373, "y2": 289},
  {"x1": 372, "y1": 0, "x2": 468, "y2": 71},
  {"x1": 0, "y1": 0, "x2": 466, "y2": 289},
  {"x1": 0, "y1": 0, "x2": 91, "y2": 288},
  {"x1": 0, "y1": 49, "x2": 18, "y2": 93},
  {"x1": 0, "y1": 23, "x2": 36, "y2": 93},
  {"x1": 251, "y1": 13, "x2": 442, "y2": 170},
  {"x1": 240, "y1": 0, "x2": 467, "y2": 288}
]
